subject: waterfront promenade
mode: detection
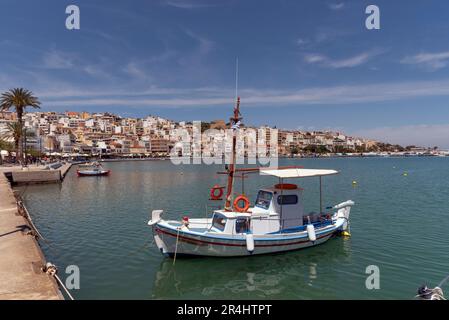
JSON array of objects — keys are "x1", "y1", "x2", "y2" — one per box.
[
  {"x1": 1, "y1": 162, "x2": 72, "y2": 185},
  {"x1": 0, "y1": 167, "x2": 65, "y2": 299}
]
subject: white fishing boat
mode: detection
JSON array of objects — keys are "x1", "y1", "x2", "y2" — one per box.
[
  {"x1": 148, "y1": 97, "x2": 354, "y2": 257},
  {"x1": 76, "y1": 162, "x2": 110, "y2": 177}
]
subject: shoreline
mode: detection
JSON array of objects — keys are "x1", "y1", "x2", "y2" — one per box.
[
  {"x1": 0, "y1": 172, "x2": 63, "y2": 300},
  {"x1": 88, "y1": 154, "x2": 449, "y2": 163}
]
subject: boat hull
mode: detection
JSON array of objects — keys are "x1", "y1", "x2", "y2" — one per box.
[
  {"x1": 152, "y1": 223, "x2": 340, "y2": 257},
  {"x1": 76, "y1": 170, "x2": 110, "y2": 177}
]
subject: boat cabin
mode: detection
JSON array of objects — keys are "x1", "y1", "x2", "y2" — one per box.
[
  {"x1": 210, "y1": 168, "x2": 338, "y2": 235},
  {"x1": 211, "y1": 183, "x2": 309, "y2": 235}
]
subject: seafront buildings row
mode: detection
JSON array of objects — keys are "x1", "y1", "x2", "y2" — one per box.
[{"x1": 0, "y1": 110, "x2": 444, "y2": 158}]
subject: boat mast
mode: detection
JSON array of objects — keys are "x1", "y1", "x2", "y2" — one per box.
[
  {"x1": 224, "y1": 59, "x2": 242, "y2": 211},
  {"x1": 224, "y1": 97, "x2": 241, "y2": 211}
]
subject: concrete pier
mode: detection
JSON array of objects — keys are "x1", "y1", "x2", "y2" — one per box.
[
  {"x1": 0, "y1": 173, "x2": 63, "y2": 300},
  {"x1": 60, "y1": 163, "x2": 73, "y2": 179},
  {"x1": 2, "y1": 162, "x2": 73, "y2": 185},
  {"x1": 11, "y1": 170, "x2": 61, "y2": 184}
]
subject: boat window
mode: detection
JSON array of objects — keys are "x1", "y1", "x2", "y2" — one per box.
[
  {"x1": 212, "y1": 214, "x2": 227, "y2": 231},
  {"x1": 235, "y1": 218, "x2": 250, "y2": 234},
  {"x1": 277, "y1": 195, "x2": 298, "y2": 205},
  {"x1": 255, "y1": 191, "x2": 273, "y2": 209}
]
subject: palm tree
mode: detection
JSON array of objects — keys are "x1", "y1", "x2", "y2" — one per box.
[
  {"x1": 0, "y1": 137, "x2": 13, "y2": 151},
  {"x1": 0, "y1": 88, "x2": 40, "y2": 163},
  {"x1": 1, "y1": 122, "x2": 23, "y2": 160}
]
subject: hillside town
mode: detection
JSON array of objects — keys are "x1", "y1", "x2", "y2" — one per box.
[{"x1": 0, "y1": 109, "x2": 446, "y2": 162}]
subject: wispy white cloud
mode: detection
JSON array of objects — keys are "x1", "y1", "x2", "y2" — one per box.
[
  {"x1": 122, "y1": 62, "x2": 152, "y2": 81},
  {"x1": 83, "y1": 29, "x2": 116, "y2": 41},
  {"x1": 40, "y1": 50, "x2": 149, "y2": 82},
  {"x1": 31, "y1": 78, "x2": 449, "y2": 110},
  {"x1": 352, "y1": 124, "x2": 449, "y2": 148},
  {"x1": 83, "y1": 64, "x2": 114, "y2": 79},
  {"x1": 295, "y1": 29, "x2": 353, "y2": 50},
  {"x1": 328, "y1": 2, "x2": 345, "y2": 10},
  {"x1": 163, "y1": 0, "x2": 215, "y2": 9},
  {"x1": 296, "y1": 38, "x2": 309, "y2": 47},
  {"x1": 184, "y1": 29, "x2": 214, "y2": 55},
  {"x1": 304, "y1": 50, "x2": 383, "y2": 68},
  {"x1": 304, "y1": 54, "x2": 327, "y2": 64},
  {"x1": 42, "y1": 50, "x2": 75, "y2": 69},
  {"x1": 328, "y1": 52, "x2": 375, "y2": 68},
  {"x1": 401, "y1": 51, "x2": 449, "y2": 71},
  {"x1": 175, "y1": 30, "x2": 215, "y2": 73}
]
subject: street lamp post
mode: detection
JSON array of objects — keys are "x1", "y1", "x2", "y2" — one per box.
[
  {"x1": 23, "y1": 127, "x2": 27, "y2": 167},
  {"x1": 38, "y1": 130, "x2": 41, "y2": 165}
]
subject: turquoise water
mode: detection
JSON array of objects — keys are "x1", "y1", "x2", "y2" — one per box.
[{"x1": 18, "y1": 158, "x2": 449, "y2": 299}]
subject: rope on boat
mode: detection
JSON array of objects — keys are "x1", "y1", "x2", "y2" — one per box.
[
  {"x1": 16, "y1": 196, "x2": 65, "y2": 256},
  {"x1": 416, "y1": 275, "x2": 449, "y2": 300},
  {"x1": 173, "y1": 227, "x2": 181, "y2": 266},
  {"x1": 416, "y1": 287, "x2": 446, "y2": 300},
  {"x1": 438, "y1": 275, "x2": 449, "y2": 288},
  {"x1": 345, "y1": 217, "x2": 351, "y2": 234},
  {"x1": 43, "y1": 262, "x2": 75, "y2": 300},
  {"x1": 16, "y1": 198, "x2": 48, "y2": 243},
  {"x1": 15, "y1": 194, "x2": 77, "y2": 258},
  {"x1": 17, "y1": 195, "x2": 77, "y2": 300}
]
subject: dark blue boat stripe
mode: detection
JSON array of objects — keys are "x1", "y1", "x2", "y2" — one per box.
[{"x1": 155, "y1": 225, "x2": 335, "y2": 247}]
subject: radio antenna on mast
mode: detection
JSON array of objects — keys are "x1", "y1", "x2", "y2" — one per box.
[
  {"x1": 224, "y1": 57, "x2": 242, "y2": 211},
  {"x1": 235, "y1": 57, "x2": 239, "y2": 102}
]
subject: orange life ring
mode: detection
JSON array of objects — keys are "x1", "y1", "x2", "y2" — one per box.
[
  {"x1": 233, "y1": 195, "x2": 250, "y2": 213},
  {"x1": 210, "y1": 185, "x2": 224, "y2": 200}
]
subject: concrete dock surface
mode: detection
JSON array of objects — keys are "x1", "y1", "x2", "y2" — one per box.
[
  {"x1": 1, "y1": 162, "x2": 73, "y2": 185},
  {"x1": 0, "y1": 172, "x2": 63, "y2": 300}
]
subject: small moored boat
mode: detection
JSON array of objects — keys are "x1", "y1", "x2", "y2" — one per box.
[
  {"x1": 148, "y1": 97, "x2": 354, "y2": 258},
  {"x1": 76, "y1": 163, "x2": 110, "y2": 177}
]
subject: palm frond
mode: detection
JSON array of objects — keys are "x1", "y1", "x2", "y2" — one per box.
[
  {"x1": 0, "y1": 122, "x2": 22, "y2": 142},
  {"x1": 0, "y1": 88, "x2": 41, "y2": 113}
]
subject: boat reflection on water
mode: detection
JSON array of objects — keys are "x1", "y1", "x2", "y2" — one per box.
[{"x1": 150, "y1": 236, "x2": 352, "y2": 299}]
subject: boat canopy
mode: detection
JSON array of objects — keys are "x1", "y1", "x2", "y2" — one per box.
[{"x1": 259, "y1": 168, "x2": 338, "y2": 179}]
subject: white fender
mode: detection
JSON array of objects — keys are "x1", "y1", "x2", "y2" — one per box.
[
  {"x1": 245, "y1": 234, "x2": 255, "y2": 253},
  {"x1": 154, "y1": 234, "x2": 168, "y2": 254},
  {"x1": 148, "y1": 210, "x2": 163, "y2": 226},
  {"x1": 307, "y1": 224, "x2": 316, "y2": 242}
]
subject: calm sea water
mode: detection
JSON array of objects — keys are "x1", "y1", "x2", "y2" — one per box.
[{"x1": 18, "y1": 157, "x2": 449, "y2": 299}]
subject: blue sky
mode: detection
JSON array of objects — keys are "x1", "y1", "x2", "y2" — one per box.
[{"x1": 1, "y1": 0, "x2": 449, "y2": 147}]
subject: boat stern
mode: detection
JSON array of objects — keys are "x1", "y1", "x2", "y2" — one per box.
[{"x1": 333, "y1": 200, "x2": 355, "y2": 231}]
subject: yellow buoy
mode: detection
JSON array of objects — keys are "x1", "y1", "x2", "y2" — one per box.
[
  {"x1": 341, "y1": 231, "x2": 351, "y2": 237},
  {"x1": 352, "y1": 180, "x2": 357, "y2": 185},
  {"x1": 403, "y1": 172, "x2": 408, "y2": 177}
]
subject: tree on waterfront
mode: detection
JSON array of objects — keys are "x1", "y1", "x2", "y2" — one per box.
[
  {"x1": 333, "y1": 145, "x2": 354, "y2": 154},
  {"x1": 0, "y1": 137, "x2": 13, "y2": 151},
  {"x1": 0, "y1": 88, "x2": 41, "y2": 163},
  {"x1": 290, "y1": 146, "x2": 300, "y2": 155},
  {"x1": 303, "y1": 144, "x2": 328, "y2": 154},
  {"x1": 0, "y1": 122, "x2": 23, "y2": 159}
]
